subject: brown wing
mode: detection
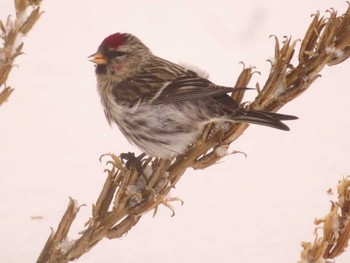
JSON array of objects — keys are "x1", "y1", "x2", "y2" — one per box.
[{"x1": 140, "y1": 75, "x2": 247, "y2": 105}]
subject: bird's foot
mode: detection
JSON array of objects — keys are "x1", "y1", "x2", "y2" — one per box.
[{"x1": 120, "y1": 152, "x2": 146, "y2": 174}]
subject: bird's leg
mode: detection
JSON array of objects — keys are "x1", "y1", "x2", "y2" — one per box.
[{"x1": 120, "y1": 152, "x2": 146, "y2": 174}]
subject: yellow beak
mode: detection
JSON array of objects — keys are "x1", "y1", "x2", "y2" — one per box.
[{"x1": 88, "y1": 52, "x2": 107, "y2": 64}]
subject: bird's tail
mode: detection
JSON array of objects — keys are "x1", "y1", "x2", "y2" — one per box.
[{"x1": 231, "y1": 109, "x2": 298, "y2": 131}]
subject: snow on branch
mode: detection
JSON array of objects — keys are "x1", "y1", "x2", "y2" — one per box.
[{"x1": 37, "y1": 4, "x2": 350, "y2": 263}]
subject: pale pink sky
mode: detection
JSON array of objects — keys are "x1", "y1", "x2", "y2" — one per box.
[{"x1": 1, "y1": 1, "x2": 350, "y2": 262}]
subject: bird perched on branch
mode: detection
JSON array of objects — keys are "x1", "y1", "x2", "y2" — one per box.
[{"x1": 89, "y1": 32, "x2": 297, "y2": 159}]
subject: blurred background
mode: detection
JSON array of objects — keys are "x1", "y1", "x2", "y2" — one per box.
[{"x1": 1, "y1": 1, "x2": 350, "y2": 262}]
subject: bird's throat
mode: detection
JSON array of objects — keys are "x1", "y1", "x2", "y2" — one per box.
[{"x1": 95, "y1": 64, "x2": 107, "y2": 75}]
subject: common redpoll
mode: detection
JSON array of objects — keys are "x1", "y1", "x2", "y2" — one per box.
[{"x1": 89, "y1": 33, "x2": 297, "y2": 159}]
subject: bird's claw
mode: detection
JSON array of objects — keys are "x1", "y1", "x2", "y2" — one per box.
[{"x1": 120, "y1": 152, "x2": 146, "y2": 174}]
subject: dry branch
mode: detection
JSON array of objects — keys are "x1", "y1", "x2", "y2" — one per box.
[
  {"x1": 0, "y1": 0, "x2": 42, "y2": 107},
  {"x1": 37, "y1": 5, "x2": 350, "y2": 263},
  {"x1": 299, "y1": 177, "x2": 350, "y2": 263}
]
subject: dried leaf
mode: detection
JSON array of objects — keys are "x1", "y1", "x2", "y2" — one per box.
[
  {"x1": 0, "y1": 20, "x2": 6, "y2": 34},
  {"x1": 20, "y1": 7, "x2": 42, "y2": 35},
  {"x1": 14, "y1": 0, "x2": 27, "y2": 17},
  {"x1": 0, "y1": 86, "x2": 14, "y2": 106}
]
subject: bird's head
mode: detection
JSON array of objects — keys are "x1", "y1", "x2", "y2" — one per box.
[{"x1": 89, "y1": 33, "x2": 151, "y2": 82}]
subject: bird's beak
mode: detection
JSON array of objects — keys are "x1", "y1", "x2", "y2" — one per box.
[{"x1": 88, "y1": 52, "x2": 107, "y2": 64}]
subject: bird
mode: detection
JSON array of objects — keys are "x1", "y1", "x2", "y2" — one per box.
[{"x1": 89, "y1": 32, "x2": 297, "y2": 159}]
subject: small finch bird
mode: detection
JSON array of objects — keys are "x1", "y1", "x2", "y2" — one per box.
[{"x1": 89, "y1": 32, "x2": 297, "y2": 159}]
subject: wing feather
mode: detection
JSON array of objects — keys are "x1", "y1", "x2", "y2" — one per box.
[{"x1": 140, "y1": 75, "x2": 245, "y2": 105}]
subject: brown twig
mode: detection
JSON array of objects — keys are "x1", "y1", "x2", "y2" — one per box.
[
  {"x1": 0, "y1": 0, "x2": 42, "y2": 107},
  {"x1": 299, "y1": 176, "x2": 350, "y2": 263},
  {"x1": 37, "y1": 5, "x2": 350, "y2": 263}
]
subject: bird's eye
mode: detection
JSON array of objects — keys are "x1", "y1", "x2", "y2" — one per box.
[{"x1": 107, "y1": 50, "x2": 127, "y2": 58}]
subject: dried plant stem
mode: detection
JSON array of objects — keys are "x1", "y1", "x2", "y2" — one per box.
[
  {"x1": 37, "y1": 5, "x2": 350, "y2": 263},
  {"x1": 299, "y1": 177, "x2": 350, "y2": 263},
  {"x1": 0, "y1": 0, "x2": 42, "y2": 107}
]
